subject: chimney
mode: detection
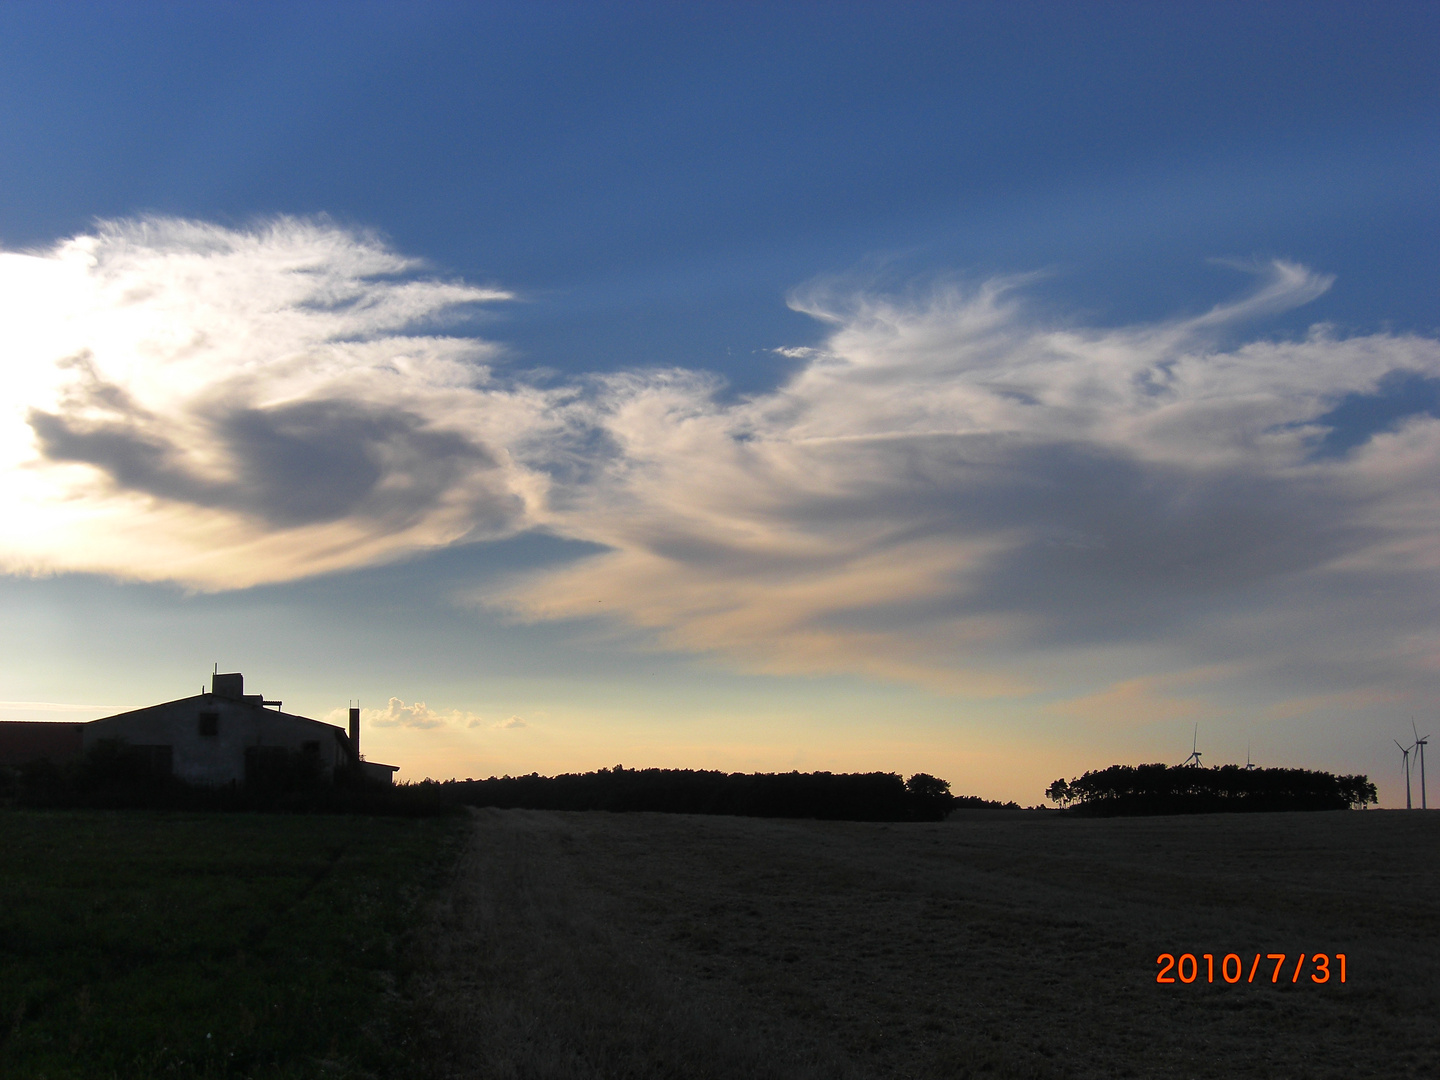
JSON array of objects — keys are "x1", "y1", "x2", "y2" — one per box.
[{"x1": 349, "y1": 706, "x2": 361, "y2": 760}]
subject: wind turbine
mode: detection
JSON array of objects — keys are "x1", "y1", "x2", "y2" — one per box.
[
  {"x1": 1396, "y1": 739, "x2": 1414, "y2": 810},
  {"x1": 1179, "y1": 724, "x2": 1203, "y2": 768},
  {"x1": 1245, "y1": 744, "x2": 1256, "y2": 770},
  {"x1": 1413, "y1": 721, "x2": 1430, "y2": 810}
]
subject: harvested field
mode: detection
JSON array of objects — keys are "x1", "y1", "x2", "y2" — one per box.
[
  {"x1": 410, "y1": 808, "x2": 1439, "y2": 1079},
  {"x1": 2, "y1": 806, "x2": 1434, "y2": 1078}
]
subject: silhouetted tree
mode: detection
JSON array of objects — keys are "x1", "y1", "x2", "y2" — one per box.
[
  {"x1": 1336, "y1": 774, "x2": 1379, "y2": 809},
  {"x1": 905, "y1": 773, "x2": 955, "y2": 820}
]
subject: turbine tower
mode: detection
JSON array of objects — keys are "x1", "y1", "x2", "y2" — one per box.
[
  {"x1": 1396, "y1": 739, "x2": 1414, "y2": 810},
  {"x1": 1414, "y1": 722, "x2": 1430, "y2": 810}
]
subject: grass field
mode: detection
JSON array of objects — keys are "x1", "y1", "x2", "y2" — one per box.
[
  {"x1": 0, "y1": 809, "x2": 461, "y2": 1080},
  {"x1": 411, "y1": 808, "x2": 1440, "y2": 1079},
  {"x1": 2, "y1": 807, "x2": 1436, "y2": 1079}
]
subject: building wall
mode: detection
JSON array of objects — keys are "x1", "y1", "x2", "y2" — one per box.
[
  {"x1": 83, "y1": 694, "x2": 354, "y2": 786},
  {"x1": 0, "y1": 721, "x2": 85, "y2": 767}
]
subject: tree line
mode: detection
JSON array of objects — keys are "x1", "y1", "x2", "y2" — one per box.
[
  {"x1": 1044, "y1": 763, "x2": 1377, "y2": 815},
  {"x1": 429, "y1": 767, "x2": 1004, "y2": 822},
  {"x1": 4, "y1": 745, "x2": 1001, "y2": 821}
]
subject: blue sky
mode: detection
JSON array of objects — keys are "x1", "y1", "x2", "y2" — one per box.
[{"x1": 1, "y1": 3, "x2": 1437, "y2": 802}]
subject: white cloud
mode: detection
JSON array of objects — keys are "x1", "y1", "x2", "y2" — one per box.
[
  {"x1": 0, "y1": 700, "x2": 140, "y2": 718},
  {"x1": 363, "y1": 697, "x2": 482, "y2": 729},
  {"x1": 4, "y1": 218, "x2": 1439, "y2": 702},
  {"x1": 335, "y1": 701, "x2": 526, "y2": 730}
]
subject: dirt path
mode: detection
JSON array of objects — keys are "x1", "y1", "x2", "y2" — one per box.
[{"x1": 406, "y1": 808, "x2": 1439, "y2": 1079}]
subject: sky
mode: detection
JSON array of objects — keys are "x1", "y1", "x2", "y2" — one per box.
[{"x1": 1, "y1": 2, "x2": 1437, "y2": 804}]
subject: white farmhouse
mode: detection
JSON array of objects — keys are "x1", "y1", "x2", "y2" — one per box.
[{"x1": 76, "y1": 672, "x2": 398, "y2": 786}]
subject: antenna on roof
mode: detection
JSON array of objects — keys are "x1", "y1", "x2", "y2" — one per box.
[{"x1": 1179, "y1": 723, "x2": 1203, "y2": 767}]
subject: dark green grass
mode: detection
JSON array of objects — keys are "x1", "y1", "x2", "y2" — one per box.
[{"x1": 0, "y1": 809, "x2": 461, "y2": 1080}]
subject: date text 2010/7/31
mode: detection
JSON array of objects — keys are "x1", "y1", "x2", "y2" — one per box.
[{"x1": 1156, "y1": 953, "x2": 1347, "y2": 985}]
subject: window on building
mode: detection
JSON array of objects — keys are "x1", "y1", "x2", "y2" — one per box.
[{"x1": 198, "y1": 711, "x2": 219, "y2": 737}]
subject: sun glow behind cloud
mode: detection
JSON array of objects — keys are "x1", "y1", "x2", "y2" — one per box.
[
  {"x1": 0, "y1": 217, "x2": 537, "y2": 587},
  {"x1": 4, "y1": 218, "x2": 1440, "y2": 721}
]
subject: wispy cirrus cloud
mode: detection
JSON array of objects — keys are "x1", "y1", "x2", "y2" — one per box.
[
  {"x1": 494, "y1": 260, "x2": 1440, "y2": 695},
  {"x1": 4, "y1": 218, "x2": 1440, "y2": 702}
]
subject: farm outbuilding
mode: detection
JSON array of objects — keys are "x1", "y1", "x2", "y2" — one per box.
[
  {"x1": 0, "y1": 720, "x2": 85, "y2": 768},
  {"x1": 0, "y1": 673, "x2": 397, "y2": 786}
]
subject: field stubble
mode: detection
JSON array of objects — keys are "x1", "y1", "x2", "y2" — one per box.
[{"x1": 408, "y1": 808, "x2": 1440, "y2": 1080}]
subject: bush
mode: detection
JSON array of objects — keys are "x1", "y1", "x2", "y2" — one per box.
[{"x1": 3, "y1": 740, "x2": 455, "y2": 816}]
